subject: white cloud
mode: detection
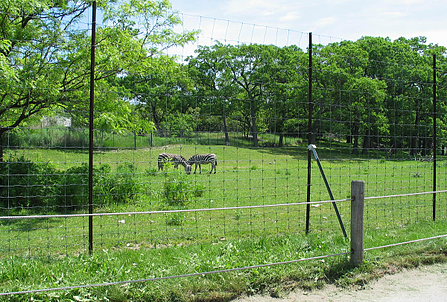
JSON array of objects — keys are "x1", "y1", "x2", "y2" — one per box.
[
  {"x1": 315, "y1": 17, "x2": 338, "y2": 27},
  {"x1": 383, "y1": 0, "x2": 426, "y2": 4},
  {"x1": 225, "y1": 0, "x2": 277, "y2": 14},
  {"x1": 223, "y1": 0, "x2": 301, "y2": 18},
  {"x1": 379, "y1": 11, "x2": 408, "y2": 17},
  {"x1": 280, "y1": 12, "x2": 300, "y2": 22},
  {"x1": 411, "y1": 29, "x2": 447, "y2": 46}
]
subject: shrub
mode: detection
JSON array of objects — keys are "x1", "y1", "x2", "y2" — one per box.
[
  {"x1": 0, "y1": 157, "x2": 142, "y2": 213},
  {"x1": 145, "y1": 167, "x2": 158, "y2": 176},
  {"x1": 56, "y1": 163, "x2": 90, "y2": 210},
  {"x1": 194, "y1": 183, "x2": 205, "y2": 197},
  {"x1": 57, "y1": 163, "x2": 140, "y2": 209},
  {"x1": 107, "y1": 163, "x2": 140, "y2": 204},
  {"x1": 0, "y1": 156, "x2": 59, "y2": 210},
  {"x1": 164, "y1": 173, "x2": 190, "y2": 205},
  {"x1": 56, "y1": 163, "x2": 114, "y2": 210},
  {"x1": 6, "y1": 127, "x2": 89, "y2": 149},
  {"x1": 165, "y1": 211, "x2": 185, "y2": 226}
]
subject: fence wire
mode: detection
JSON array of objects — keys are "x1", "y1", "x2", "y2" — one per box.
[{"x1": 1, "y1": 6, "x2": 447, "y2": 297}]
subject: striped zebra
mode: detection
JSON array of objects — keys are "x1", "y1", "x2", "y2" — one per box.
[
  {"x1": 187, "y1": 154, "x2": 217, "y2": 174},
  {"x1": 158, "y1": 153, "x2": 191, "y2": 174}
]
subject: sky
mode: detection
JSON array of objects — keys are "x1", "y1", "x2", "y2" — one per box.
[{"x1": 166, "y1": 0, "x2": 447, "y2": 56}]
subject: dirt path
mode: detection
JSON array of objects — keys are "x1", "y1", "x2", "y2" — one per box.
[{"x1": 234, "y1": 262, "x2": 447, "y2": 302}]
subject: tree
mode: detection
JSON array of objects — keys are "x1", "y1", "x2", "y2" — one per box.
[
  {"x1": 312, "y1": 40, "x2": 389, "y2": 154},
  {"x1": 186, "y1": 43, "x2": 238, "y2": 146},
  {"x1": 262, "y1": 45, "x2": 307, "y2": 147},
  {"x1": 115, "y1": 56, "x2": 196, "y2": 137},
  {"x1": 356, "y1": 36, "x2": 447, "y2": 156},
  {"x1": 224, "y1": 43, "x2": 279, "y2": 147},
  {"x1": 0, "y1": 0, "x2": 196, "y2": 159}
]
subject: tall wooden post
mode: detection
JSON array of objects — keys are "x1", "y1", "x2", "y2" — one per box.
[{"x1": 351, "y1": 180, "x2": 365, "y2": 266}]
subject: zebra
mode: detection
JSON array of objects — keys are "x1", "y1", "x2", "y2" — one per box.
[
  {"x1": 158, "y1": 153, "x2": 191, "y2": 174},
  {"x1": 187, "y1": 154, "x2": 217, "y2": 174}
]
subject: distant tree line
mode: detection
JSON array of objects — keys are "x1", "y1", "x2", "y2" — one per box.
[
  {"x1": 1, "y1": 0, "x2": 446, "y2": 158},
  {"x1": 120, "y1": 37, "x2": 447, "y2": 155}
]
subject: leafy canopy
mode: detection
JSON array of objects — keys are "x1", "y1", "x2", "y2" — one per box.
[{"x1": 0, "y1": 0, "x2": 196, "y2": 139}]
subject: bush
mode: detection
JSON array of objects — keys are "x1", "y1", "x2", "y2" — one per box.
[
  {"x1": 164, "y1": 173, "x2": 190, "y2": 205},
  {"x1": 56, "y1": 163, "x2": 112, "y2": 210},
  {"x1": 57, "y1": 163, "x2": 140, "y2": 209},
  {"x1": 107, "y1": 163, "x2": 140, "y2": 204},
  {"x1": 0, "y1": 157, "x2": 141, "y2": 213},
  {"x1": 0, "y1": 156, "x2": 59, "y2": 210}
]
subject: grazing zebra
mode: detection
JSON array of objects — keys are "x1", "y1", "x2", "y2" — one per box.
[
  {"x1": 187, "y1": 154, "x2": 218, "y2": 174},
  {"x1": 158, "y1": 153, "x2": 191, "y2": 174}
]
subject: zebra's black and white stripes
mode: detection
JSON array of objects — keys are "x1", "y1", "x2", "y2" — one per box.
[
  {"x1": 158, "y1": 153, "x2": 192, "y2": 174},
  {"x1": 187, "y1": 154, "x2": 218, "y2": 174}
]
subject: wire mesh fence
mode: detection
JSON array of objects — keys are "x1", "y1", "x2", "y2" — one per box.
[{"x1": 1, "y1": 8, "x2": 446, "y2": 267}]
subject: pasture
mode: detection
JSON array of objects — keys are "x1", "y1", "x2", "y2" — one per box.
[{"x1": 1, "y1": 139, "x2": 447, "y2": 301}]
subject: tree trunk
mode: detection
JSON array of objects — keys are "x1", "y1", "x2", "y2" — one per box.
[
  {"x1": 352, "y1": 124, "x2": 359, "y2": 155},
  {"x1": 410, "y1": 101, "x2": 421, "y2": 156},
  {"x1": 222, "y1": 106, "x2": 230, "y2": 146},
  {"x1": 278, "y1": 107, "x2": 286, "y2": 147},
  {"x1": 362, "y1": 134, "x2": 370, "y2": 155},
  {"x1": 346, "y1": 135, "x2": 352, "y2": 144},
  {"x1": 410, "y1": 136, "x2": 417, "y2": 156},
  {"x1": 278, "y1": 133, "x2": 284, "y2": 147},
  {"x1": 250, "y1": 99, "x2": 259, "y2": 147},
  {"x1": 361, "y1": 128, "x2": 371, "y2": 155}
]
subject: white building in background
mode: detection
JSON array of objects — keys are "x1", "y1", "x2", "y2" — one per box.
[{"x1": 40, "y1": 116, "x2": 72, "y2": 128}]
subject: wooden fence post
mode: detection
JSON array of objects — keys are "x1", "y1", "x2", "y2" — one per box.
[{"x1": 351, "y1": 180, "x2": 365, "y2": 266}]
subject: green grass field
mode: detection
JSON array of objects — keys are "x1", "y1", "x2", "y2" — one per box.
[{"x1": 1, "y1": 138, "x2": 447, "y2": 301}]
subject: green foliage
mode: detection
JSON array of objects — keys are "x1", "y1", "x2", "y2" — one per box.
[
  {"x1": 145, "y1": 167, "x2": 158, "y2": 176},
  {"x1": 57, "y1": 164, "x2": 94, "y2": 210},
  {"x1": 0, "y1": 156, "x2": 59, "y2": 209},
  {"x1": 193, "y1": 183, "x2": 205, "y2": 197},
  {"x1": 162, "y1": 112, "x2": 197, "y2": 137},
  {"x1": 110, "y1": 163, "x2": 140, "y2": 204},
  {"x1": 164, "y1": 173, "x2": 190, "y2": 205},
  {"x1": 57, "y1": 163, "x2": 140, "y2": 209},
  {"x1": 165, "y1": 210, "x2": 186, "y2": 226},
  {"x1": 0, "y1": 0, "x2": 196, "y2": 158},
  {"x1": 0, "y1": 157, "x2": 141, "y2": 212}
]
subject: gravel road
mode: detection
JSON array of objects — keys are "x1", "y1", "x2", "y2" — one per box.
[{"x1": 233, "y1": 262, "x2": 447, "y2": 302}]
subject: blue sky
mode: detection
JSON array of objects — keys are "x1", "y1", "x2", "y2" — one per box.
[{"x1": 167, "y1": 0, "x2": 447, "y2": 53}]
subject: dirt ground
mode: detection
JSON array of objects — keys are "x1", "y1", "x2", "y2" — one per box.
[{"x1": 234, "y1": 262, "x2": 447, "y2": 302}]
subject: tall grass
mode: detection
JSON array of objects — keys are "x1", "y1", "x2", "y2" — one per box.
[{"x1": 0, "y1": 136, "x2": 446, "y2": 301}]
